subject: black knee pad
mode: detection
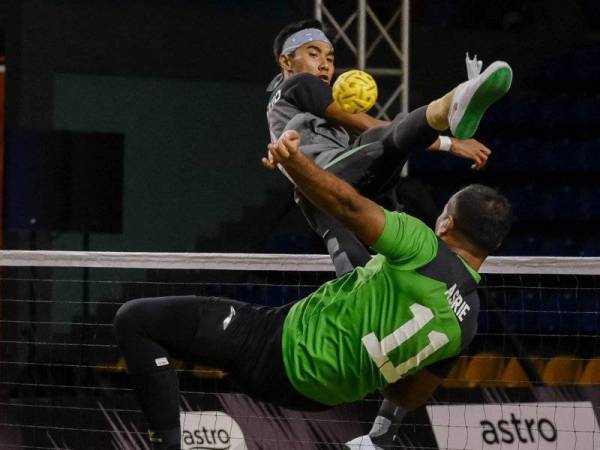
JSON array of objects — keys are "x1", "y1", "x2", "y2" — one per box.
[{"x1": 113, "y1": 298, "x2": 150, "y2": 342}]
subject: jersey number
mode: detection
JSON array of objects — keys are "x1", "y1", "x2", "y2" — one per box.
[{"x1": 361, "y1": 303, "x2": 449, "y2": 383}]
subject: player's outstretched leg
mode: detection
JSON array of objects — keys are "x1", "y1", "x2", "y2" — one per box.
[
  {"x1": 114, "y1": 297, "x2": 188, "y2": 450},
  {"x1": 353, "y1": 61, "x2": 511, "y2": 185},
  {"x1": 114, "y1": 295, "x2": 256, "y2": 450},
  {"x1": 427, "y1": 61, "x2": 513, "y2": 139},
  {"x1": 114, "y1": 296, "x2": 242, "y2": 450}
]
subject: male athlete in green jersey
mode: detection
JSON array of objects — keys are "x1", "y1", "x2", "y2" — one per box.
[
  {"x1": 268, "y1": 131, "x2": 510, "y2": 449},
  {"x1": 114, "y1": 76, "x2": 512, "y2": 449}
]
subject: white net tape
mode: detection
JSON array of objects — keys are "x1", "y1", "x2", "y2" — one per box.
[{"x1": 2, "y1": 250, "x2": 600, "y2": 274}]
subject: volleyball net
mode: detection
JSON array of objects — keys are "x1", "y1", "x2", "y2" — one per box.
[{"x1": 0, "y1": 251, "x2": 598, "y2": 449}]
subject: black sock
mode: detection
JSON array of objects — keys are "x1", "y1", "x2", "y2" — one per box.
[
  {"x1": 370, "y1": 399, "x2": 407, "y2": 447},
  {"x1": 148, "y1": 427, "x2": 181, "y2": 450},
  {"x1": 128, "y1": 368, "x2": 181, "y2": 447}
]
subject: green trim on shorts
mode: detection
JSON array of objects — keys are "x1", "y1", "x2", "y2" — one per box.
[{"x1": 323, "y1": 143, "x2": 375, "y2": 169}]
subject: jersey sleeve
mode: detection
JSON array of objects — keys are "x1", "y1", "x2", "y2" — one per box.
[
  {"x1": 282, "y1": 73, "x2": 334, "y2": 118},
  {"x1": 371, "y1": 209, "x2": 438, "y2": 268}
]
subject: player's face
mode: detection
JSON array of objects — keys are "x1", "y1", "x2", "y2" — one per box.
[{"x1": 285, "y1": 41, "x2": 335, "y2": 83}]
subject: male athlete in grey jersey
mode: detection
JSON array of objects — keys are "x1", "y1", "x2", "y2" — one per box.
[
  {"x1": 266, "y1": 19, "x2": 496, "y2": 278},
  {"x1": 265, "y1": 19, "x2": 513, "y2": 449}
]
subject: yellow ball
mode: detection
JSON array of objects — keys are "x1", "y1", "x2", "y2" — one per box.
[{"x1": 332, "y1": 69, "x2": 378, "y2": 114}]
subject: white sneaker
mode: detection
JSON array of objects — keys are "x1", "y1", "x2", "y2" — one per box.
[
  {"x1": 465, "y1": 52, "x2": 483, "y2": 80},
  {"x1": 345, "y1": 434, "x2": 383, "y2": 449},
  {"x1": 449, "y1": 61, "x2": 513, "y2": 139}
]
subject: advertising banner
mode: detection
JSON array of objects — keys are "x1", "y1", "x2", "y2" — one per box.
[{"x1": 426, "y1": 401, "x2": 600, "y2": 449}]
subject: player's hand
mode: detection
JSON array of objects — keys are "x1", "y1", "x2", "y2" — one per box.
[
  {"x1": 450, "y1": 138, "x2": 491, "y2": 170},
  {"x1": 261, "y1": 148, "x2": 277, "y2": 170},
  {"x1": 262, "y1": 130, "x2": 301, "y2": 169}
]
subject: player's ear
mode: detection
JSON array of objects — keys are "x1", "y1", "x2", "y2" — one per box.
[
  {"x1": 278, "y1": 53, "x2": 292, "y2": 72},
  {"x1": 436, "y1": 214, "x2": 454, "y2": 237},
  {"x1": 446, "y1": 215, "x2": 456, "y2": 231}
]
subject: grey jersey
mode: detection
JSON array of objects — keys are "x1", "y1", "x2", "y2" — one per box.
[{"x1": 266, "y1": 73, "x2": 351, "y2": 167}]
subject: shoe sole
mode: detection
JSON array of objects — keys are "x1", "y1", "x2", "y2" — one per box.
[{"x1": 454, "y1": 64, "x2": 513, "y2": 139}]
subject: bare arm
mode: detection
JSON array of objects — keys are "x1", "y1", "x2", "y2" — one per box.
[
  {"x1": 382, "y1": 368, "x2": 443, "y2": 410},
  {"x1": 325, "y1": 102, "x2": 389, "y2": 135},
  {"x1": 264, "y1": 130, "x2": 385, "y2": 246},
  {"x1": 428, "y1": 137, "x2": 492, "y2": 170}
]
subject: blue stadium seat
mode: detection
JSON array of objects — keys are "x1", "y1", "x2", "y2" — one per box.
[
  {"x1": 508, "y1": 291, "x2": 537, "y2": 334},
  {"x1": 501, "y1": 234, "x2": 595, "y2": 257},
  {"x1": 574, "y1": 97, "x2": 600, "y2": 128},
  {"x1": 554, "y1": 291, "x2": 576, "y2": 334},
  {"x1": 578, "y1": 188, "x2": 600, "y2": 220},
  {"x1": 484, "y1": 285, "x2": 599, "y2": 336},
  {"x1": 499, "y1": 139, "x2": 540, "y2": 171},
  {"x1": 267, "y1": 234, "x2": 316, "y2": 254},
  {"x1": 542, "y1": 140, "x2": 585, "y2": 172},
  {"x1": 506, "y1": 186, "x2": 541, "y2": 220},
  {"x1": 264, "y1": 285, "x2": 291, "y2": 307},
  {"x1": 503, "y1": 138, "x2": 598, "y2": 173},
  {"x1": 481, "y1": 100, "x2": 512, "y2": 131},
  {"x1": 533, "y1": 187, "x2": 593, "y2": 221},
  {"x1": 579, "y1": 236, "x2": 600, "y2": 256},
  {"x1": 572, "y1": 49, "x2": 600, "y2": 87},
  {"x1": 559, "y1": 291, "x2": 578, "y2": 312},
  {"x1": 539, "y1": 97, "x2": 572, "y2": 130},
  {"x1": 574, "y1": 293, "x2": 599, "y2": 335},
  {"x1": 582, "y1": 139, "x2": 600, "y2": 171},
  {"x1": 239, "y1": 284, "x2": 261, "y2": 303},
  {"x1": 537, "y1": 237, "x2": 578, "y2": 256},
  {"x1": 541, "y1": 188, "x2": 568, "y2": 220},
  {"x1": 508, "y1": 98, "x2": 540, "y2": 129},
  {"x1": 499, "y1": 235, "x2": 544, "y2": 255},
  {"x1": 579, "y1": 311, "x2": 599, "y2": 335},
  {"x1": 410, "y1": 150, "x2": 470, "y2": 174},
  {"x1": 540, "y1": 48, "x2": 600, "y2": 91}
]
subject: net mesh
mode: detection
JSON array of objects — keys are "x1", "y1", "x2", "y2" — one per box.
[{"x1": 0, "y1": 252, "x2": 598, "y2": 449}]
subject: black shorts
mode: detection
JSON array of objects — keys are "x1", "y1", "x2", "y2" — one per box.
[
  {"x1": 325, "y1": 105, "x2": 434, "y2": 199},
  {"x1": 186, "y1": 296, "x2": 330, "y2": 411}
]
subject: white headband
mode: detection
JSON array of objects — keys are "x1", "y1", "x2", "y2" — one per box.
[{"x1": 281, "y1": 28, "x2": 332, "y2": 55}]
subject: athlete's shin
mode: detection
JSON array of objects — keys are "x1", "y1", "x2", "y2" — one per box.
[
  {"x1": 376, "y1": 105, "x2": 439, "y2": 160},
  {"x1": 113, "y1": 300, "x2": 182, "y2": 448},
  {"x1": 426, "y1": 89, "x2": 454, "y2": 131},
  {"x1": 129, "y1": 368, "x2": 182, "y2": 449}
]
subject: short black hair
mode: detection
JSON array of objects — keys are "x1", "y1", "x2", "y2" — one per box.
[
  {"x1": 448, "y1": 184, "x2": 512, "y2": 255},
  {"x1": 272, "y1": 19, "x2": 329, "y2": 63}
]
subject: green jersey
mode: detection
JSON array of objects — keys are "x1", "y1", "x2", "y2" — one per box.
[{"x1": 281, "y1": 209, "x2": 481, "y2": 405}]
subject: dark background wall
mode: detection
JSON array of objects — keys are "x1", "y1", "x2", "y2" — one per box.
[
  {"x1": 3, "y1": 0, "x2": 598, "y2": 253},
  {"x1": 5, "y1": 0, "x2": 294, "y2": 251},
  {"x1": 7, "y1": 0, "x2": 590, "y2": 130},
  {"x1": 6, "y1": 1, "x2": 284, "y2": 129}
]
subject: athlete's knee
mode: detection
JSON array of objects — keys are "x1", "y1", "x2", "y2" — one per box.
[{"x1": 113, "y1": 298, "x2": 153, "y2": 343}]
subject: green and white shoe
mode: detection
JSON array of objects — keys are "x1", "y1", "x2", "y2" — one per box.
[{"x1": 449, "y1": 61, "x2": 513, "y2": 139}]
